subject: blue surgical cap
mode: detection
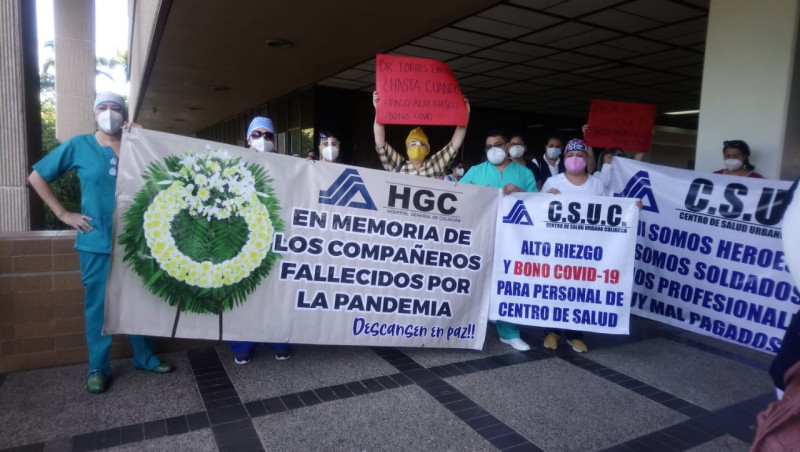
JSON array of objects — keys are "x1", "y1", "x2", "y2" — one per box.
[
  {"x1": 94, "y1": 92, "x2": 126, "y2": 112},
  {"x1": 246, "y1": 117, "x2": 276, "y2": 140}
]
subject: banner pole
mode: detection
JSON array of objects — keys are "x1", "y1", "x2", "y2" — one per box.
[{"x1": 170, "y1": 299, "x2": 184, "y2": 338}]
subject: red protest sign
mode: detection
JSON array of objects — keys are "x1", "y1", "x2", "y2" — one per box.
[
  {"x1": 585, "y1": 99, "x2": 657, "y2": 152},
  {"x1": 375, "y1": 54, "x2": 468, "y2": 126}
]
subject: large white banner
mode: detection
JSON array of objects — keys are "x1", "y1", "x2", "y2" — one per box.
[
  {"x1": 490, "y1": 193, "x2": 639, "y2": 334},
  {"x1": 610, "y1": 158, "x2": 796, "y2": 353},
  {"x1": 105, "y1": 129, "x2": 497, "y2": 349}
]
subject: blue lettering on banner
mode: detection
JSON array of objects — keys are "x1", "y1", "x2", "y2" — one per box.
[
  {"x1": 353, "y1": 317, "x2": 429, "y2": 338},
  {"x1": 318, "y1": 168, "x2": 377, "y2": 210},
  {"x1": 502, "y1": 200, "x2": 533, "y2": 226},
  {"x1": 686, "y1": 312, "x2": 783, "y2": 353}
]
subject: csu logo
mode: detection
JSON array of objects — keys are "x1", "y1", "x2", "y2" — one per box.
[
  {"x1": 502, "y1": 200, "x2": 533, "y2": 226},
  {"x1": 615, "y1": 170, "x2": 659, "y2": 213},
  {"x1": 319, "y1": 169, "x2": 377, "y2": 210}
]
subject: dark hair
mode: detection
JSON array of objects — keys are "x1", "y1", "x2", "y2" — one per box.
[
  {"x1": 319, "y1": 130, "x2": 338, "y2": 141},
  {"x1": 486, "y1": 129, "x2": 508, "y2": 142},
  {"x1": 508, "y1": 132, "x2": 525, "y2": 142},
  {"x1": 723, "y1": 140, "x2": 755, "y2": 171},
  {"x1": 447, "y1": 160, "x2": 464, "y2": 172},
  {"x1": 545, "y1": 135, "x2": 563, "y2": 145}
]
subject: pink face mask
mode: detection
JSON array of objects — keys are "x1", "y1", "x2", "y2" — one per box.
[{"x1": 565, "y1": 155, "x2": 586, "y2": 173}]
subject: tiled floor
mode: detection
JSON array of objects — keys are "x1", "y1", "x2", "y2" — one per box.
[{"x1": 0, "y1": 317, "x2": 774, "y2": 452}]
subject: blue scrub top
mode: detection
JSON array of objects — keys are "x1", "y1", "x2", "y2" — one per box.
[
  {"x1": 459, "y1": 161, "x2": 538, "y2": 193},
  {"x1": 33, "y1": 133, "x2": 118, "y2": 254}
]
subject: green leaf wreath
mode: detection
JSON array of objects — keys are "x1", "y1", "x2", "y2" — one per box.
[{"x1": 118, "y1": 148, "x2": 283, "y2": 318}]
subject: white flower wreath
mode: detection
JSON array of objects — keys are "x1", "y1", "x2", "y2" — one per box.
[{"x1": 141, "y1": 150, "x2": 274, "y2": 289}]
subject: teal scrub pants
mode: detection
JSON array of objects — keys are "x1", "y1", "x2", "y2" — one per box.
[
  {"x1": 496, "y1": 321, "x2": 520, "y2": 340},
  {"x1": 80, "y1": 251, "x2": 160, "y2": 377}
]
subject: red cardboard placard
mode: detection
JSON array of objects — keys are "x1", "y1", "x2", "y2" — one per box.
[
  {"x1": 375, "y1": 54, "x2": 468, "y2": 126},
  {"x1": 585, "y1": 99, "x2": 657, "y2": 152}
]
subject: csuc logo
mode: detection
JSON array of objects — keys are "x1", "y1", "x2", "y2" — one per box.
[
  {"x1": 502, "y1": 200, "x2": 533, "y2": 226},
  {"x1": 319, "y1": 169, "x2": 377, "y2": 210},
  {"x1": 615, "y1": 170, "x2": 659, "y2": 213}
]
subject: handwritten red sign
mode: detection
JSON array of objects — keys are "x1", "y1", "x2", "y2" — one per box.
[
  {"x1": 585, "y1": 99, "x2": 657, "y2": 152},
  {"x1": 375, "y1": 54, "x2": 468, "y2": 126}
]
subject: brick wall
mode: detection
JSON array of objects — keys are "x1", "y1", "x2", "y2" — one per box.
[{"x1": 0, "y1": 231, "x2": 212, "y2": 373}]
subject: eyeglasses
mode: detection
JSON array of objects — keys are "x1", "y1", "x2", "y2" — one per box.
[
  {"x1": 250, "y1": 130, "x2": 274, "y2": 140},
  {"x1": 484, "y1": 142, "x2": 506, "y2": 150},
  {"x1": 408, "y1": 141, "x2": 428, "y2": 149},
  {"x1": 109, "y1": 156, "x2": 118, "y2": 177}
]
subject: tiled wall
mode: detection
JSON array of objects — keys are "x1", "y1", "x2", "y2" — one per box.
[{"x1": 0, "y1": 231, "x2": 211, "y2": 373}]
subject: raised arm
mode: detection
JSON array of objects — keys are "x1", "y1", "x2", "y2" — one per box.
[
  {"x1": 449, "y1": 97, "x2": 470, "y2": 150},
  {"x1": 582, "y1": 124, "x2": 596, "y2": 174},
  {"x1": 373, "y1": 91, "x2": 386, "y2": 149},
  {"x1": 28, "y1": 170, "x2": 92, "y2": 232}
]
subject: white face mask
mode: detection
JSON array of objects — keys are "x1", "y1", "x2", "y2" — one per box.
[
  {"x1": 97, "y1": 110, "x2": 124, "y2": 134},
  {"x1": 546, "y1": 147, "x2": 561, "y2": 159},
  {"x1": 322, "y1": 146, "x2": 339, "y2": 161},
  {"x1": 251, "y1": 137, "x2": 274, "y2": 153},
  {"x1": 487, "y1": 147, "x2": 507, "y2": 165},
  {"x1": 455, "y1": 167, "x2": 464, "y2": 177},
  {"x1": 508, "y1": 145, "x2": 526, "y2": 159},
  {"x1": 724, "y1": 158, "x2": 743, "y2": 171}
]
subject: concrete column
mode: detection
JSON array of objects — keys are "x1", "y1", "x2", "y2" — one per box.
[
  {"x1": 696, "y1": 0, "x2": 800, "y2": 180},
  {"x1": 0, "y1": 0, "x2": 40, "y2": 231},
  {"x1": 54, "y1": 0, "x2": 95, "y2": 141}
]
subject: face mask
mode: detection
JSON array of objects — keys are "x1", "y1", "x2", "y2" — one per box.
[
  {"x1": 565, "y1": 155, "x2": 586, "y2": 173},
  {"x1": 322, "y1": 145, "x2": 339, "y2": 161},
  {"x1": 251, "y1": 137, "x2": 274, "y2": 153},
  {"x1": 97, "y1": 110, "x2": 124, "y2": 134},
  {"x1": 546, "y1": 147, "x2": 561, "y2": 159},
  {"x1": 487, "y1": 147, "x2": 507, "y2": 165},
  {"x1": 407, "y1": 146, "x2": 429, "y2": 162},
  {"x1": 455, "y1": 167, "x2": 464, "y2": 177},
  {"x1": 724, "y1": 159, "x2": 743, "y2": 171},
  {"x1": 508, "y1": 145, "x2": 525, "y2": 159}
]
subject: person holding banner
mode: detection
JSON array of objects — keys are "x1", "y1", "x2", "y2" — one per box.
[
  {"x1": 317, "y1": 130, "x2": 341, "y2": 163},
  {"x1": 540, "y1": 138, "x2": 608, "y2": 353},
  {"x1": 244, "y1": 116, "x2": 278, "y2": 153},
  {"x1": 530, "y1": 136, "x2": 565, "y2": 191},
  {"x1": 27, "y1": 92, "x2": 173, "y2": 393},
  {"x1": 507, "y1": 133, "x2": 538, "y2": 176},
  {"x1": 372, "y1": 91, "x2": 469, "y2": 177},
  {"x1": 228, "y1": 116, "x2": 293, "y2": 365},
  {"x1": 714, "y1": 140, "x2": 764, "y2": 178},
  {"x1": 752, "y1": 178, "x2": 800, "y2": 450},
  {"x1": 443, "y1": 161, "x2": 465, "y2": 182},
  {"x1": 461, "y1": 129, "x2": 538, "y2": 351}
]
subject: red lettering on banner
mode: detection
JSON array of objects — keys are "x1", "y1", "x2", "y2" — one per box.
[
  {"x1": 375, "y1": 54, "x2": 468, "y2": 126},
  {"x1": 585, "y1": 99, "x2": 657, "y2": 152}
]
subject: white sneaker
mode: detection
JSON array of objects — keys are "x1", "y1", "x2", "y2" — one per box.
[{"x1": 500, "y1": 337, "x2": 530, "y2": 351}]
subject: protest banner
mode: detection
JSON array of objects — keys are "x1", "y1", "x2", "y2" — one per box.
[
  {"x1": 609, "y1": 158, "x2": 796, "y2": 353},
  {"x1": 375, "y1": 54, "x2": 468, "y2": 126},
  {"x1": 585, "y1": 99, "x2": 656, "y2": 152},
  {"x1": 490, "y1": 193, "x2": 639, "y2": 334},
  {"x1": 104, "y1": 129, "x2": 496, "y2": 349}
]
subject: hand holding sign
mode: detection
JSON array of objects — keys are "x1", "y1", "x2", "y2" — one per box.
[
  {"x1": 585, "y1": 99, "x2": 656, "y2": 152},
  {"x1": 375, "y1": 54, "x2": 468, "y2": 126}
]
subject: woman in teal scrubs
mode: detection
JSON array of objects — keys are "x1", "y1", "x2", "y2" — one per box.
[{"x1": 28, "y1": 92, "x2": 172, "y2": 393}]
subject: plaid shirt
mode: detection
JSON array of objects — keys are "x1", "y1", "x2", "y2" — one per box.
[{"x1": 376, "y1": 143, "x2": 457, "y2": 179}]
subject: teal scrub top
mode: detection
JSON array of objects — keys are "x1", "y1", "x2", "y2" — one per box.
[
  {"x1": 459, "y1": 161, "x2": 538, "y2": 193},
  {"x1": 33, "y1": 133, "x2": 118, "y2": 254}
]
